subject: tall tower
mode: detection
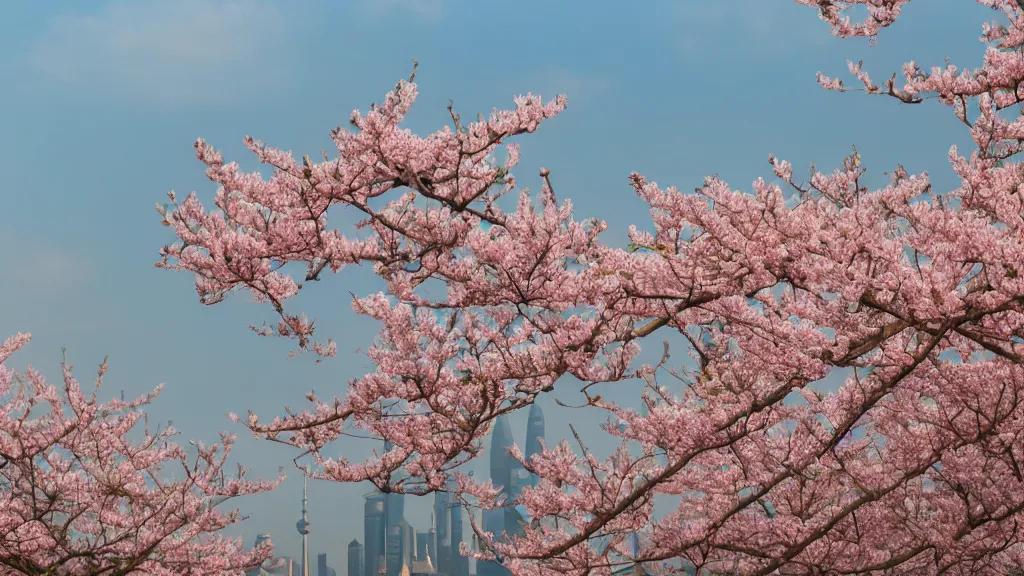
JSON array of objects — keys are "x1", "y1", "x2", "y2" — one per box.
[
  {"x1": 296, "y1": 476, "x2": 311, "y2": 576},
  {"x1": 364, "y1": 493, "x2": 385, "y2": 576}
]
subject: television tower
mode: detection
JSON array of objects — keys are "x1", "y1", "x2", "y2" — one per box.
[{"x1": 296, "y1": 475, "x2": 311, "y2": 576}]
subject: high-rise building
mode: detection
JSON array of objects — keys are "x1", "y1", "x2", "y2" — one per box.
[
  {"x1": 513, "y1": 405, "x2": 544, "y2": 541},
  {"x1": 477, "y1": 510, "x2": 507, "y2": 576},
  {"x1": 384, "y1": 441, "x2": 406, "y2": 535},
  {"x1": 403, "y1": 521, "x2": 416, "y2": 567},
  {"x1": 436, "y1": 539, "x2": 452, "y2": 576},
  {"x1": 446, "y1": 476, "x2": 468, "y2": 576},
  {"x1": 377, "y1": 440, "x2": 417, "y2": 576},
  {"x1": 349, "y1": 539, "x2": 364, "y2": 576},
  {"x1": 364, "y1": 493, "x2": 386, "y2": 576},
  {"x1": 387, "y1": 518, "x2": 414, "y2": 576},
  {"x1": 433, "y1": 493, "x2": 451, "y2": 576},
  {"x1": 479, "y1": 406, "x2": 546, "y2": 576},
  {"x1": 479, "y1": 416, "x2": 514, "y2": 576},
  {"x1": 416, "y1": 531, "x2": 428, "y2": 562},
  {"x1": 386, "y1": 489, "x2": 406, "y2": 532},
  {"x1": 317, "y1": 553, "x2": 337, "y2": 576},
  {"x1": 410, "y1": 555, "x2": 436, "y2": 576},
  {"x1": 417, "y1": 520, "x2": 436, "y2": 566},
  {"x1": 488, "y1": 415, "x2": 514, "y2": 503}
]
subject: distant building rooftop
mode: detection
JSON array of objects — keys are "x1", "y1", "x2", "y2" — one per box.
[{"x1": 410, "y1": 556, "x2": 435, "y2": 575}]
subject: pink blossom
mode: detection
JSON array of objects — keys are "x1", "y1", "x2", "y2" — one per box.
[
  {"x1": 158, "y1": 5, "x2": 1024, "y2": 574},
  {"x1": 0, "y1": 334, "x2": 281, "y2": 575}
]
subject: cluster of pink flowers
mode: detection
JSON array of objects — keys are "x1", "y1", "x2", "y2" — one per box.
[
  {"x1": 14, "y1": 0, "x2": 1024, "y2": 573},
  {"x1": 155, "y1": 1, "x2": 1024, "y2": 573},
  {"x1": 0, "y1": 334, "x2": 281, "y2": 574}
]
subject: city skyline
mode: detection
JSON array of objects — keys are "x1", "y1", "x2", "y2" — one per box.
[{"x1": 248, "y1": 404, "x2": 546, "y2": 576}]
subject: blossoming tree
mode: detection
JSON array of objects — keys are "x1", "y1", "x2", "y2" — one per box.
[
  {"x1": 156, "y1": 0, "x2": 1024, "y2": 573},
  {"x1": 0, "y1": 333, "x2": 280, "y2": 575}
]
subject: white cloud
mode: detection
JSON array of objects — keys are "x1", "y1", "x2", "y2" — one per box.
[
  {"x1": 363, "y1": 0, "x2": 442, "y2": 20},
  {"x1": 29, "y1": 0, "x2": 289, "y2": 106}
]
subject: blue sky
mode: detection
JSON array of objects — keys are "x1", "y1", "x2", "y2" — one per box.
[{"x1": 0, "y1": 0, "x2": 988, "y2": 569}]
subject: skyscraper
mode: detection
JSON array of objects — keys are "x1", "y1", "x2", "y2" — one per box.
[
  {"x1": 479, "y1": 416, "x2": 516, "y2": 576},
  {"x1": 415, "y1": 531, "x2": 430, "y2": 562},
  {"x1": 488, "y1": 415, "x2": 514, "y2": 502},
  {"x1": 349, "y1": 539, "x2": 364, "y2": 576},
  {"x1": 296, "y1": 477, "x2": 311, "y2": 576},
  {"x1": 382, "y1": 441, "x2": 407, "y2": 576},
  {"x1": 477, "y1": 510, "x2": 508, "y2": 576},
  {"x1": 404, "y1": 522, "x2": 416, "y2": 567},
  {"x1": 479, "y1": 406, "x2": 546, "y2": 576},
  {"x1": 387, "y1": 525, "x2": 401, "y2": 576},
  {"x1": 318, "y1": 553, "x2": 336, "y2": 576},
  {"x1": 433, "y1": 492, "x2": 451, "y2": 576},
  {"x1": 446, "y1": 476, "x2": 468, "y2": 576},
  {"x1": 364, "y1": 493, "x2": 385, "y2": 576}
]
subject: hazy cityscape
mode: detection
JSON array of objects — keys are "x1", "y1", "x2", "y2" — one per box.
[{"x1": 244, "y1": 405, "x2": 546, "y2": 576}]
